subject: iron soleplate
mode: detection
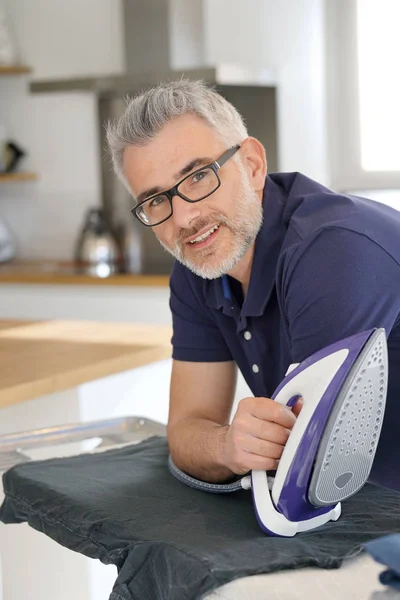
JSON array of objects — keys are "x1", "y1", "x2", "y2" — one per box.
[{"x1": 308, "y1": 329, "x2": 388, "y2": 506}]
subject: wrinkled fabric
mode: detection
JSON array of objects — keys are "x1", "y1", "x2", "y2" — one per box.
[
  {"x1": 1, "y1": 436, "x2": 400, "y2": 600},
  {"x1": 364, "y1": 534, "x2": 400, "y2": 590}
]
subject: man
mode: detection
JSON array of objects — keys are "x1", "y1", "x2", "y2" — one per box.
[{"x1": 107, "y1": 79, "x2": 400, "y2": 490}]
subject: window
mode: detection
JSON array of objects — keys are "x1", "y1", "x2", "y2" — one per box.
[
  {"x1": 357, "y1": 0, "x2": 400, "y2": 172},
  {"x1": 327, "y1": 0, "x2": 400, "y2": 191}
]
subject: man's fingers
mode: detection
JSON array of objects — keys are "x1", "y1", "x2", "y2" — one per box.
[
  {"x1": 242, "y1": 434, "x2": 285, "y2": 460},
  {"x1": 228, "y1": 396, "x2": 303, "y2": 474},
  {"x1": 245, "y1": 415, "x2": 292, "y2": 446},
  {"x1": 240, "y1": 452, "x2": 280, "y2": 472},
  {"x1": 245, "y1": 397, "x2": 297, "y2": 429},
  {"x1": 291, "y1": 397, "x2": 304, "y2": 417}
]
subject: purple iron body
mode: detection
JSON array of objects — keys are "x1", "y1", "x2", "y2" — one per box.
[{"x1": 251, "y1": 328, "x2": 388, "y2": 537}]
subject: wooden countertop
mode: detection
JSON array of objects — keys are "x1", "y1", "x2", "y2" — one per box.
[
  {"x1": 0, "y1": 260, "x2": 170, "y2": 287},
  {"x1": 0, "y1": 319, "x2": 172, "y2": 409}
]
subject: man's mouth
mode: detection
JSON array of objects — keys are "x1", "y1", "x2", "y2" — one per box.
[{"x1": 187, "y1": 224, "x2": 220, "y2": 245}]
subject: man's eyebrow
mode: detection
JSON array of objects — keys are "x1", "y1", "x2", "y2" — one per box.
[
  {"x1": 176, "y1": 156, "x2": 213, "y2": 179},
  {"x1": 137, "y1": 186, "x2": 163, "y2": 204},
  {"x1": 136, "y1": 156, "x2": 214, "y2": 204}
]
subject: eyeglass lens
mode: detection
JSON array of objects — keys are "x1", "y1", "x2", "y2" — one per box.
[{"x1": 137, "y1": 167, "x2": 219, "y2": 225}]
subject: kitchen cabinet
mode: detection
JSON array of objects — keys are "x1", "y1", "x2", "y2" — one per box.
[
  {"x1": 0, "y1": 260, "x2": 172, "y2": 323},
  {"x1": 0, "y1": 280, "x2": 172, "y2": 325}
]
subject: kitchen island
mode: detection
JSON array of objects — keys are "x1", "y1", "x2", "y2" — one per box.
[{"x1": 0, "y1": 318, "x2": 172, "y2": 408}]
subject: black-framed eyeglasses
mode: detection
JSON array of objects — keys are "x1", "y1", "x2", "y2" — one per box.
[{"x1": 131, "y1": 144, "x2": 241, "y2": 227}]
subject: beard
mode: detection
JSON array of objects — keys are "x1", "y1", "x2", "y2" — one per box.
[{"x1": 159, "y1": 169, "x2": 263, "y2": 279}]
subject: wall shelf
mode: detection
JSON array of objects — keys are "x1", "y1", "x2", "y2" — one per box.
[
  {"x1": 0, "y1": 172, "x2": 38, "y2": 183},
  {"x1": 0, "y1": 65, "x2": 32, "y2": 76}
]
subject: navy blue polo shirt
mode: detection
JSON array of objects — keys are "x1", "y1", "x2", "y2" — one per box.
[{"x1": 169, "y1": 172, "x2": 400, "y2": 490}]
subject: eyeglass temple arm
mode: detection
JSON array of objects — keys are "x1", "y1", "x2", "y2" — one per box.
[{"x1": 215, "y1": 144, "x2": 241, "y2": 168}]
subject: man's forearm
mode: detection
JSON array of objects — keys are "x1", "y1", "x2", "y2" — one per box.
[{"x1": 167, "y1": 417, "x2": 236, "y2": 483}]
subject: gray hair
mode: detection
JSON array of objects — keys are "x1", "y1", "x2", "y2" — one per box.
[{"x1": 106, "y1": 79, "x2": 248, "y2": 196}]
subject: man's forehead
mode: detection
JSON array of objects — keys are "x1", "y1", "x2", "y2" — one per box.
[{"x1": 139, "y1": 115, "x2": 218, "y2": 155}]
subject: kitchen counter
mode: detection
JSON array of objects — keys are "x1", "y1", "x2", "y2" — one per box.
[
  {"x1": 0, "y1": 319, "x2": 172, "y2": 408},
  {"x1": 0, "y1": 260, "x2": 170, "y2": 286}
]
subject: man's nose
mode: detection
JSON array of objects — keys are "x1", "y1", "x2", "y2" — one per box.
[{"x1": 170, "y1": 194, "x2": 202, "y2": 229}]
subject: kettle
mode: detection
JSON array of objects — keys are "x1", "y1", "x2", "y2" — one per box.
[{"x1": 75, "y1": 208, "x2": 119, "y2": 277}]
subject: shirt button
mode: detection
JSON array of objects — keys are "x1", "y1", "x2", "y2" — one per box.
[
  {"x1": 244, "y1": 331, "x2": 252, "y2": 340},
  {"x1": 252, "y1": 364, "x2": 259, "y2": 373}
]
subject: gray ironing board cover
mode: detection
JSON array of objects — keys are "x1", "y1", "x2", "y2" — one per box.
[{"x1": 1, "y1": 436, "x2": 400, "y2": 600}]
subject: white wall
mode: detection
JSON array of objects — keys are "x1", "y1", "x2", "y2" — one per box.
[
  {"x1": 169, "y1": 0, "x2": 206, "y2": 69},
  {"x1": 5, "y1": 0, "x2": 125, "y2": 80},
  {"x1": 204, "y1": 0, "x2": 329, "y2": 185},
  {"x1": 0, "y1": 0, "x2": 125, "y2": 260}
]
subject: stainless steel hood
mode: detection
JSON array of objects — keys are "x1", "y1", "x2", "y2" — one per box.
[{"x1": 30, "y1": 65, "x2": 276, "y2": 95}]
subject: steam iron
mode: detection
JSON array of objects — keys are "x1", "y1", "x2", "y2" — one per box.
[{"x1": 251, "y1": 328, "x2": 388, "y2": 537}]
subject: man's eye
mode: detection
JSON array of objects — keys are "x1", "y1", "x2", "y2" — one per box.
[
  {"x1": 190, "y1": 170, "x2": 209, "y2": 184},
  {"x1": 149, "y1": 195, "x2": 166, "y2": 208}
]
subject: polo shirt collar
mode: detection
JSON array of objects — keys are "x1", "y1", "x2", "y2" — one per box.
[{"x1": 205, "y1": 174, "x2": 290, "y2": 316}]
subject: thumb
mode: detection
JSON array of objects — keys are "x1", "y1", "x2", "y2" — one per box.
[{"x1": 291, "y1": 396, "x2": 304, "y2": 417}]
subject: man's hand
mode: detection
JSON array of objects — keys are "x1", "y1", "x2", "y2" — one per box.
[{"x1": 222, "y1": 396, "x2": 303, "y2": 474}]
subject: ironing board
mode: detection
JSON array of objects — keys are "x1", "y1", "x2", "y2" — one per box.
[{"x1": 1, "y1": 418, "x2": 400, "y2": 600}]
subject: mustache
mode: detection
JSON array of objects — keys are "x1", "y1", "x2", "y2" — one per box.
[{"x1": 176, "y1": 214, "x2": 231, "y2": 245}]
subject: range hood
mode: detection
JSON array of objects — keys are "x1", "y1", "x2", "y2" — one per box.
[
  {"x1": 30, "y1": 0, "x2": 276, "y2": 95},
  {"x1": 30, "y1": 65, "x2": 276, "y2": 95}
]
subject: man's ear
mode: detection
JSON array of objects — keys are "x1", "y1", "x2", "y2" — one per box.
[{"x1": 239, "y1": 137, "x2": 267, "y2": 192}]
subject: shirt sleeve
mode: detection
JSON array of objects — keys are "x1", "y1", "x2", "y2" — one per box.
[
  {"x1": 282, "y1": 227, "x2": 400, "y2": 363},
  {"x1": 169, "y1": 263, "x2": 233, "y2": 363}
]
